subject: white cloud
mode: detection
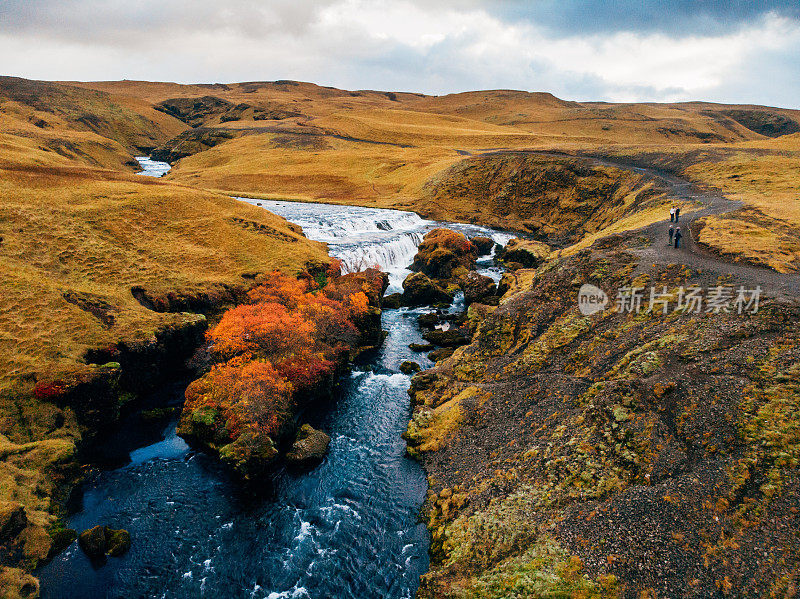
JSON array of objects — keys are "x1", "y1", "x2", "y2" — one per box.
[{"x1": 0, "y1": 0, "x2": 798, "y2": 107}]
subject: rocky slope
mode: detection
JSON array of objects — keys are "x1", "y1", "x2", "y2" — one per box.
[
  {"x1": 406, "y1": 233, "x2": 800, "y2": 598},
  {"x1": 421, "y1": 152, "x2": 671, "y2": 241}
]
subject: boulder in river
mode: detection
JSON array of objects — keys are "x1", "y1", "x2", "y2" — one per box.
[
  {"x1": 470, "y1": 236, "x2": 495, "y2": 256},
  {"x1": 78, "y1": 525, "x2": 131, "y2": 560},
  {"x1": 422, "y1": 329, "x2": 470, "y2": 347},
  {"x1": 286, "y1": 424, "x2": 331, "y2": 469},
  {"x1": 417, "y1": 312, "x2": 441, "y2": 328},
  {"x1": 400, "y1": 361, "x2": 421, "y2": 374},
  {"x1": 409, "y1": 343, "x2": 435, "y2": 352},
  {"x1": 401, "y1": 273, "x2": 453, "y2": 307},
  {"x1": 410, "y1": 228, "x2": 477, "y2": 279},
  {"x1": 382, "y1": 293, "x2": 403, "y2": 309},
  {"x1": 462, "y1": 271, "x2": 497, "y2": 305},
  {"x1": 428, "y1": 347, "x2": 455, "y2": 362}
]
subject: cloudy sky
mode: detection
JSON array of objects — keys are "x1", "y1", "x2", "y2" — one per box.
[{"x1": 1, "y1": 1, "x2": 799, "y2": 107}]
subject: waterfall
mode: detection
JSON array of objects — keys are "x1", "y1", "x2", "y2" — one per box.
[{"x1": 237, "y1": 198, "x2": 515, "y2": 292}]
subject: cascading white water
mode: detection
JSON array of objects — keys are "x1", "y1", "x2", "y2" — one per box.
[
  {"x1": 238, "y1": 198, "x2": 514, "y2": 292},
  {"x1": 135, "y1": 156, "x2": 171, "y2": 178}
]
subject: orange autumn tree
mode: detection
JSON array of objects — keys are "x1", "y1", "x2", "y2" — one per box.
[
  {"x1": 210, "y1": 302, "x2": 316, "y2": 360},
  {"x1": 178, "y1": 267, "x2": 387, "y2": 478}
]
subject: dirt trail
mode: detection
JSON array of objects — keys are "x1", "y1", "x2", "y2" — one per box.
[{"x1": 482, "y1": 149, "x2": 800, "y2": 300}]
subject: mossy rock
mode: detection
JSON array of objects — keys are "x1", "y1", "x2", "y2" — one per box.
[
  {"x1": 471, "y1": 236, "x2": 495, "y2": 256},
  {"x1": 402, "y1": 272, "x2": 453, "y2": 307},
  {"x1": 409, "y1": 343, "x2": 435, "y2": 352},
  {"x1": 47, "y1": 527, "x2": 77, "y2": 558},
  {"x1": 286, "y1": 424, "x2": 330, "y2": 469},
  {"x1": 400, "y1": 361, "x2": 422, "y2": 374},
  {"x1": 78, "y1": 525, "x2": 131, "y2": 559},
  {"x1": 382, "y1": 293, "x2": 403, "y2": 309}
]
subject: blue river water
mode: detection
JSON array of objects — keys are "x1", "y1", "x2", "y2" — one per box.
[{"x1": 36, "y1": 198, "x2": 510, "y2": 599}]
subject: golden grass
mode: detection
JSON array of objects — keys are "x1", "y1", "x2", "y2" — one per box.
[
  {"x1": 167, "y1": 133, "x2": 465, "y2": 206},
  {"x1": 0, "y1": 161, "x2": 327, "y2": 393},
  {"x1": 695, "y1": 217, "x2": 800, "y2": 273}
]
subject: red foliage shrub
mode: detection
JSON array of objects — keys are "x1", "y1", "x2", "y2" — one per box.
[
  {"x1": 181, "y1": 267, "x2": 384, "y2": 472},
  {"x1": 184, "y1": 360, "x2": 293, "y2": 440},
  {"x1": 210, "y1": 302, "x2": 315, "y2": 360},
  {"x1": 274, "y1": 352, "x2": 335, "y2": 392},
  {"x1": 33, "y1": 380, "x2": 68, "y2": 401}
]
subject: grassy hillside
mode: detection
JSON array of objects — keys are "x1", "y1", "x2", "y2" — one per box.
[
  {"x1": 67, "y1": 79, "x2": 798, "y2": 271},
  {"x1": 1, "y1": 75, "x2": 799, "y2": 597},
  {"x1": 0, "y1": 78, "x2": 330, "y2": 597}
]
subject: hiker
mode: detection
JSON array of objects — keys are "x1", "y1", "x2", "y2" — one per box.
[
  {"x1": 674, "y1": 227, "x2": 682, "y2": 248},
  {"x1": 675, "y1": 206, "x2": 681, "y2": 222},
  {"x1": 668, "y1": 225, "x2": 674, "y2": 245},
  {"x1": 670, "y1": 207, "x2": 675, "y2": 222}
]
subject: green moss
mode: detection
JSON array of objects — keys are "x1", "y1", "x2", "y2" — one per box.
[
  {"x1": 456, "y1": 538, "x2": 618, "y2": 599},
  {"x1": 191, "y1": 407, "x2": 218, "y2": 427}
]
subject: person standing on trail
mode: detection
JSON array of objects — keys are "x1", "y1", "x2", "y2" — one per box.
[
  {"x1": 675, "y1": 206, "x2": 681, "y2": 222},
  {"x1": 670, "y1": 207, "x2": 675, "y2": 222},
  {"x1": 669, "y1": 225, "x2": 674, "y2": 245},
  {"x1": 674, "y1": 227, "x2": 682, "y2": 248}
]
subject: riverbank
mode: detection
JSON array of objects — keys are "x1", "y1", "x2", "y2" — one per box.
[
  {"x1": 0, "y1": 155, "x2": 329, "y2": 596},
  {"x1": 406, "y1": 230, "x2": 800, "y2": 598}
]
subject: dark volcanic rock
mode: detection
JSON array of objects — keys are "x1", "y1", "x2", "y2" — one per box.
[
  {"x1": 409, "y1": 343, "x2": 435, "y2": 352},
  {"x1": 427, "y1": 347, "x2": 455, "y2": 362},
  {"x1": 382, "y1": 293, "x2": 403, "y2": 309},
  {"x1": 78, "y1": 525, "x2": 130, "y2": 559},
  {"x1": 417, "y1": 313, "x2": 441, "y2": 328},
  {"x1": 400, "y1": 361, "x2": 422, "y2": 374},
  {"x1": 402, "y1": 273, "x2": 453, "y2": 307},
  {"x1": 422, "y1": 329, "x2": 470, "y2": 347},
  {"x1": 462, "y1": 271, "x2": 497, "y2": 305},
  {"x1": 286, "y1": 424, "x2": 331, "y2": 468},
  {"x1": 470, "y1": 236, "x2": 495, "y2": 256}
]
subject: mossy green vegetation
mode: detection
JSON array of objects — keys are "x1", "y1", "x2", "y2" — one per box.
[{"x1": 409, "y1": 239, "x2": 800, "y2": 598}]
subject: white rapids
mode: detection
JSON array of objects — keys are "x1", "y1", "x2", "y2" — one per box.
[
  {"x1": 237, "y1": 198, "x2": 514, "y2": 292},
  {"x1": 135, "y1": 156, "x2": 171, "y2": 178}
]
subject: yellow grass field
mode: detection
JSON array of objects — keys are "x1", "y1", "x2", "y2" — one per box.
[{"x1": 1, "y1": 76, "x2": 800, "y2": 593}]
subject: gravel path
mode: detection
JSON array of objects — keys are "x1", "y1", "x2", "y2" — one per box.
[{"x1": 484, "y1": 149, "x2": 800, "y2": 300}]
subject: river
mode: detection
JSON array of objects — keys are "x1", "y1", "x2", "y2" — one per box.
[{"x1": 36, "y1": 196, "x2": 510, "y2": 599}]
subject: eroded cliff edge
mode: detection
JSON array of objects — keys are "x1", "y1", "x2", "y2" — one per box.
[{"x1": 407, "y1": 234, "x2": 800, "y2": 598}]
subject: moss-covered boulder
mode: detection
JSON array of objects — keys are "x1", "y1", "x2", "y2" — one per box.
[
  {"x1": 400, "y1": 361, "x2": 422, "y2": 375},
  {"x1": 218, "y1": 430, "x2": 280, "y2": 479},
  {"x1": 77, "y1": 525, "x2": 130, "y2": 560},
  {"x1": 470, "y1": 236, "x2": 495, "y2": 256},
  {"x1": 422, "y1": 329, "x2": 470, "y2": 348},
  {"x1": 286, "y1": 424, "x2": 330, "y2": 469},
  {"x1": 411, "y1": 229, "x2": 478, "y2": 279},
  {"x1": 496, "y1": 238, "x2": 551, "y2": 268},
  {"x1": 382, "y1": 293, "x2": 403, "y2": 309},
  {"x1": 402, "y1": 273, "x2": 453, "y2": 307},
  {"x1": 462, "y1": 271, "x2": 497, "y2": 305},
  {"x1": 409, "y1": 343, "x2": 435, "y2": 352}
]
